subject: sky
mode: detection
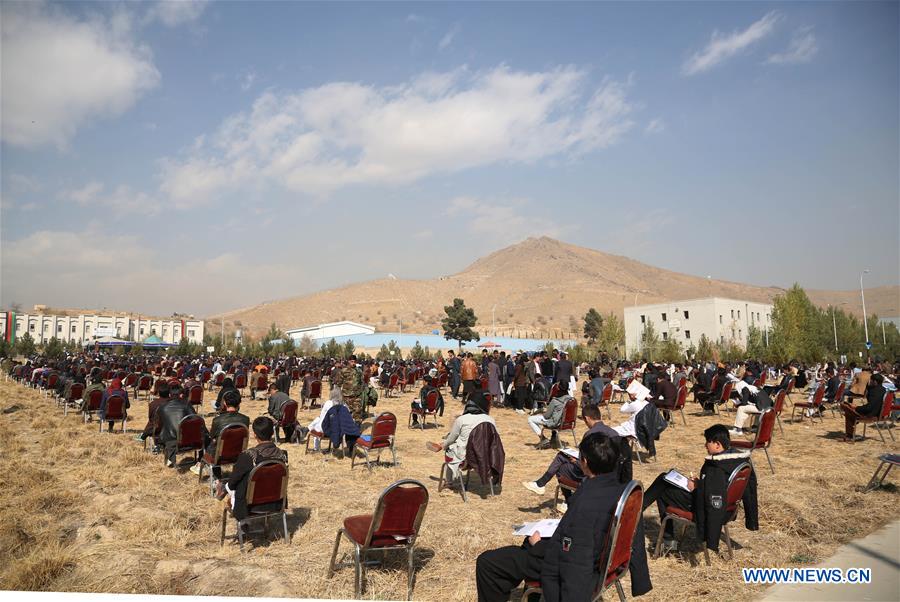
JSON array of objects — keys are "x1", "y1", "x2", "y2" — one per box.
[{"x1": 1, "y1": 1, "x2": 898, "y2": 317}]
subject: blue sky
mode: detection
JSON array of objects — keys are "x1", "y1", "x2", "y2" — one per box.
[{"x1": 2, "y1": 1, "x2": 897, "y2": 316}]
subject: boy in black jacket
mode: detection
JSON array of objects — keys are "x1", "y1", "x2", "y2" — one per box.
[
  {"x1": 475, "y1": 432, "x2": 651, "y2": 601},
  {"x1": 641, "y1": 424, "x2": 759, "y2": 554}
]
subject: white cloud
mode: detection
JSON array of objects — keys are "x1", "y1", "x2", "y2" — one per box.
[
  {"x1": 144, "y1": 0, "x2": 209, "y2": 27},
  {"x1": 159, "y1": 65, "x2": 636, "y2": 204},
  {"x1": 439, "y1": 23, "x2": 461, "y2": 50},
  {"x1": 0, "y1": 3, "x2": 160, "y2": 149},
  {"x1": 64, "y1": 181, "x2": 159, "y2": 215},
  {"x1": 446, "y1": 196, "x2": 565, "y2": 244},
  {"x1": 767, "y1": 27, "x2": 818, "y2": 65},
  {"x1": 682, "y1": 11, "x2": 781, "y2": 76},
  {"x1": 1, "y1": 229, "x2": 294, "y2": 315},
  {"x1": 644, "y1": 118, "x2": 665, "y2": 135},
  {"x1": 405, "y1": 14, "x2": 424, "y2": 24},
  {"x1": 239, "y1": 70, "x2": 257, "y2": 91}
]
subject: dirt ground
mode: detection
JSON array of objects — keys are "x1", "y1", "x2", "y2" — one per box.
[{"x1": 0, "y1": 377, "x2": 896, "y2": 601}]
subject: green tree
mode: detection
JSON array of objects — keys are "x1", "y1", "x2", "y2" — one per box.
[
  {"x1": 130, "y1": 342, "x2": 145, "y2": 356},
  {"x1": 16, "y1": 332, "x2": 36, "y2": 357},
  {"x1": 266, "y1": 322, "x2": 284, "y2": 343},
  {"x1": 768, "y1": 284, "x2": 827, "y2": 363},
  {"x1": 410, "y1": 340, "x2": 428, "y2": 361},
  {"x1": 260, "y1": 337, "x2": 273, "y2": 356},
  {"x1": 639, "y1": 322, "x2": 660, "y2": 361},
  {"x1": 0, "y1": 337, "x2": 10, "y2": 358},
  {"x1": 442, "y1": 298, "x2": 480, "y2": 350},
  {"x1": 298, "y1": 335, "x2": 317, "y2": 356},
  {"x1": 746, "y1": 325, "x2": 767, "y2": 361},
  {"x1": 695, "y1": 334, "x2": 714, "y2": 362},
  {"x1": 320, "y1": 338, "x2": 342, "y2": 359},
  {"x1": 658, "y1": 337, "x2": 685, "y2": 363},
  {"x1": 376, "y1": 340, "x2": 403, "y2": 361},
  {"x1": 597, "y1": 312, "x2": 625, "y2": 358},
  {"x1": 176, "y1": 337, "x2": 191, "y2": 356},
  {"x1": 43, "y1": 337, "x2": 64, "y2": 359},
  {"x1": 583, "y1": 308, "x2": 603, "y2": 344},
  {"x1": 343, "y1": 340, "x2": 356, "y2": 358}
]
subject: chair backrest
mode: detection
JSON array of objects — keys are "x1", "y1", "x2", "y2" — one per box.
[
  {"x1": 674, "y1": 385, "x2": 687, "y2": 410},
  {"x1": 601, "y1": 383, "x2": 613, "y2": 403},
  {"x1": 388, "y1": 373, "x2": 398, "y2": 388},
  {"x1": 256, "y1": 374, "x2": 268, "y2": 390},
  {"x1": 177, "y1": 414, "x2": 206, "y2": 448},
  {"x1": 69, "y1": 383, "x2": 85, "y2": 401},
  {"x1": 560, "y1": 397, "x2": 578, "y2": 429},
  {"x1": 214, "y1": 424, "x2": 249, "y2": 463},
  {"x1": 424, "y1": 389, "x2": 439, "y2": 412},
  {"x1": 710, "y1": 374, "x2": 719, "y2": 393},
  {"x1": 549, "y1": 382, "x2": 560, "y2": 399},
  {"x1": 439, "y1": 373, "x2": 448, "y2": 386},
  {"x1": 234, "y1": 374, "x2": 247, "y2": 388},
  {"x1": 47, "y1": 373, "x2": 59, "y2": 388},
  {"x1": 246, "y1": 461, "x2": 289, "y2": 507},
  {"x1": 214, "y1": 372, "x2": 225, "y2": 385},
  {"x1": 279, "y1": 400, "x2": 298, "y2": 426},
  {"x1": 124, "y1": 373, "x2": 138, "y2": 387},
  {"x1": 881, "y1": 391, "x2": 894, "y2": 420},
  {"x1": 309, "y1": 380, "x2": 322, "y2": 399},
  {"x1": 188, "y1": 385, "x2": 203, "y2": 405},
  {"x1": 812, "y1": 383, "x2": 826, "y2": 406},
  {"x1": 369, "y1": 412, "x2": 397, "y2": 447},
  {"x1": 138, "y1": 375, "x2": 152, "y2": 391},
  {"x1": 725, "y1": 463, "x2": 753, "y2": 514},
  {"x1": 105, "y1": 394, "x2": 126, "y2": 419},
  {"x1": 365, "y1": 479, "x2": 429, "y2": 547},
  {"x1": 719, "y1": 381, "x2": 734, "y2": 403},
  {"x1": 291, "y1": 369, "x2": 300, "y2": 381},
  {"x1": 754, "y1": 374, "x2": 766, "y2": 388},
  {"x1": 772, "y1": 389, "x2": 786, "y2": 415},
  {"x1": 600, "y1": 480, "x2": 644, "y2": 590},
  {"x1": 753, "y1": 409, "x2": 776, "y2": 448},
  {"x1": 834, "y1": 382, "x2": 846, "y2": 402},
  {"x1": 86, "y1": 389, "x2": 103, "y2": 411}
]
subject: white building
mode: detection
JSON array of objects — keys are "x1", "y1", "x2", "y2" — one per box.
[
  {"x1": 285, "y1": 320, "x2": 375, "y2": 342},
  {"x1": 624, "y1": 297, "x2": 773, "y2": 357},
  {"x1": 0, "y1": 307, "x2": 205, "y2": 345}
]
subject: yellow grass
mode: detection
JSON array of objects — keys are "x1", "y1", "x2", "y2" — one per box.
[{"x1": 0, "y1": 377, "x2": 896, "y2": 600}]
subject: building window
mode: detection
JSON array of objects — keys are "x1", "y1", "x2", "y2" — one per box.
[
  {"x1": 71, "y1": 325, "x2": 76, "y2": 333},
  {"x1": 57, "y1": 324, "x2": 62, "y2": 333},
  {"x1": 730, "y1": 309, "x2": 734, "y2": 318},
  {"x1": 719, "y1": 315, "x2": 722, "y2": 324},
  {"x1": 737, "y1": 310, "x2": 741, "y2": 319},
  {"x1": 720, "y1": 336, "x2": 724, "y2": 343},
  {"x1": 731, "y1": 328, "x2": 735, "y2": 338},
  {"x1": 29, "y1": 323, "x2": 35, "y2": 331},
  {"x1": 661, "y1": 312, "x2": 667, "y2": 322},
  {"x1": 188, "y1": 329, "x2": 195, "y2": 337},
  {"x1": 140, "y1": 328, "x2": 145, "y2": 335},
  {"x1": 662, "y1": 332, "x2": 668, "y2": 341},
  {"x1": 685, "y1": 330, "x2": 691, "y2": 339},
  {"x1": 640, "y1": 315, "x2": 645, "y2": 324},
  {"x1": 684, "y1": 310, "x2": 689, "y2": 319}
]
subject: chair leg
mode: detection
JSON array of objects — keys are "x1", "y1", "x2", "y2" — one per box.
[
  {"x1": 862, "y1": 423, "x2": 868, "y2": 440},
  {"x1": 764, "y1": 448, "x2": 775, "y2": 474},
  {"x1": 653, "y1": 515, "x2": 669, "y2": 558},
  {"x1": 614, "y1": 578, "x2": 626, "y2": 602},
  {"x1": 459, "y1": 471, "x2": 468, "y2": 502},
  {"x1": 407, "y1": 544, "x2": 415, "y2": 601},
  {"x1": 681, "y1": 408, "x2": 687, "y2": 426},
  {"x1": 327, "y1": 529, "x2": 342, "y2": 578},
  {"x1": 437, "y1": 463, "x2": 445, "y2": 492},
  {"x1": 877, "y1": 423, "x2": 886, "y2": 444},
  {"x1": 282, "y1": 511, "x2": 290, "y2": 545},
  {"x1": 353, "y1": 546, "x2": 362, "y2": 597},
  {"x1": 777, "y1": 415, "x2": 784, "y2": 436},
  {"x1": 703, "y1": 543, "x2": 711, "y2": 566},
  {"x1": 723, "y1": 524, "x2": 734, "y2": 559}
]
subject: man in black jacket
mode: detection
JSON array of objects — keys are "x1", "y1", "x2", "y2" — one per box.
[
  {"x1": 157, "y1": 388, "x2": 206, "y2": 468},
  {"x1": 554, "y1": 352, "x2": 573, "y2": 389},
  {"x1": 840, "y1": 373, "x2": 886, "y2": 442},
  {"x1": 191, "y1": 390, "x2": 250, "y2": 477},
  {"x1": 476, "y1": 432, "x2": 651, "y2": 601},
  {"x1": 641, "y1": 424, "x2": 758, "y2": 554}
]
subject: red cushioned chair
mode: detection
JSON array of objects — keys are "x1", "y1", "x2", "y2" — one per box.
[
  {"x1": 673, "y1": 384, "x2": 688, "y2": 426},
  {"x1": 273, "y1": 400, "x2": 299, "y2": 444},
  {"x1": 168, "y1": 414, "x2": 206, "y2": 466},
  {"x1": 553, "y1": 474, "x2": 580, "y2": 516},
  {"x1": 827, "y1": 382, "x2": 847, "y2": 418},
  {"x1": 542, "y1": 397, "x2": 578, "y2": 447},
  {"x1": 100, "y1": 394, "x2": 128, "y2": 433},
  {"x1": 212, "y1": 371, "x2": 225, "y2": 389},
  {"x1": 198, "y1": 423, "x2": 248, "y2": 495},
  {"x1": 220, "y1": 460, "x2": 290, "y2": 552},
  {"x1": 714, "y1": 381, "x2": 735, "y2": 414},
  {"x1": 187, "y1": 384, "x2": 204, "y2": 411},
  {"x1": 860, "y1": 391, "x2": 896, "y2": 443},
  {"x1": 82, "y1": 389, "x2": 103, "y2": 423},
  {"x1": 123, "y1": 372, "x2": 138, "y2": 389},
  {"x1": 385, "y1": 373, "x2": 399, "y2": 398},
  {"x1": 352, "y1": 412, "x2": 398, "y2": 471},
  {"x1": 791, "y1": 383, "x2": 826, "y2": 424},
  {"x1": 307, "y1": 379, "x2": 323, "y2": 409},
  {"x1": 409, "y1": 390, "x2": 440, "y2": 430},
  {"x1": 327, "y1": 479, "x2": 428, "y2": 600},
  {"x1": 522, "y1": 480, "x2": 644, "y2": 602},
  {"x1": 732, "y1": 408, "x2": 777, "y2": 474},
  {"x1": 61, "y1": 383, "x2": 85, "y2": 416},
  {"x1": 771, "y1": 389, "x2": 787, "y2": 436},
  {"x1": 256, "y1": 374, "x2": 268, "y2": 393},
  {"x1": 136, "y1": 374, "x2": 152, "y2": 400},
  {"x1": 597, "y1": 383, "x2": 614, "y2": 420},
  {"x1": 305, "y1": 428, "x2": 333, "y2": 455},
  {"x1": 653, "y1": 463, "x2": 752, "y2": 564}
]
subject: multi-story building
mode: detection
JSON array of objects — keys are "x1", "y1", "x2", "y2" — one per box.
[
  {"x1": 0, "y1": 307, "x2": 205, "y2": 346},
  {"x1": 624, "y1": 297, "x2": 773, "y2": 357}
]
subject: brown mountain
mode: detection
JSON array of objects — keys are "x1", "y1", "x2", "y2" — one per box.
[{"x1": 211, "y1": 237, "x2": 899, "y2": 339}]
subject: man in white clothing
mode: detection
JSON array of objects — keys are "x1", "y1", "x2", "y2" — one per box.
[{"x1": 612, "y1": 380, "x2": 651, "y2": 439}]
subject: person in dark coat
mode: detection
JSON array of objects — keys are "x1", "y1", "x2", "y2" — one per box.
[
  {"x1": 640, "y1": 424, "x2": 759, "y2": 554},
  {"x1": 322, "y1": 401, "x2": 361, "y2": 454},
  {"x1": 840, "y1": 373, "x2": 886, "y2": 442},
  {"x1": 216, "y1": 417, "x2": 288, "y2": 520},
  {"x1": 475, "y1": 432, "x2": 651, "y2": 601},
  {"x1": 464, "y1": 420, "x2": 505, "y2": 490},
  {"x1": 192, "y1": 390, "x2": 251, "y2": 478},
  {"x1": 446, "y1": 350, "x2": 462, "y2": 399},
  {"x1": 554, "y1": 352, "x2": 574, "y2": 388},
  {"x1": 157, "y1": 388, "x2": 205, "y2": 468}
]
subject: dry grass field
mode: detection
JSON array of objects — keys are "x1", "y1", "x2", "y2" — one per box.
[{"x1": 0, "y1": 377, "x2": 897, "y2": 600}]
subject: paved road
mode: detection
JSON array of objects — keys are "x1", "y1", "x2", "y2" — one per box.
[{"x1": 762, "y1": 519, "x2": 900, "y2": 602}]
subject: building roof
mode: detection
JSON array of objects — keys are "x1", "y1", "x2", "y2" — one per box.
[
  {"x1": 285, "y1": 320, "x2": 375, "y2": 335},
  {"x1": 624, "y1": 296, "x2": 773, "y2": 311}
]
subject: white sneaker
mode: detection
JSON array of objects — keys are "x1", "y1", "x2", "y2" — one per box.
[
  {"x1": 189, "y1": 463, "x2": 202, "y2": 475},
  {"x1": 522, "y1": 481, "x2": 546, "y2": 495},
  {"x1": 515, "y1": 409, "x2": 525, "y2": 415},
  {"x1": 728, "y1": 428, "x2": 744, "y2": 437},
  {"x1": 166, "y1": 460, "x2": 175, "y2": 468},
  {"x1": 556, "y1": 502, "x2": 568, "y2": 514}
]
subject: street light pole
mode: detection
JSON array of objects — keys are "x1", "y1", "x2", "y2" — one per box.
[
  {"x1": 831, "y1": 305, "x2": 838, "y2": 351},
  {"x1": 860, "y1": 269, "x2": 870, "y2": 348}
]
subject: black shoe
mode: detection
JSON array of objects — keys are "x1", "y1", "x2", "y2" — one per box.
[{"x1": 536, "y1": 438, "x2": 552, "y2": 450}]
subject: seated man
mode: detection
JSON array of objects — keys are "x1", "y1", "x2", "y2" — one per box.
[
  {"x1": 728, "y1": 381, "x2": 774, "y2": 436},
  {"x1": 321, "y1": 397, "x2": 361, "y2": 456},
  {"x1": 100, "y1": 378, "x2": 131, "y2": 432},
  {"x1": 427, "y1": 394, "x2": 495, "y2": 479},
  {"x1": 135, "y1": 380, "x2": 172, "y2": 448},
  {"x1": 762, "y1": 365, "x2": 792, "y2": 396},
  {"x1": 411, "y1": 369, "x2": 445, "y2": 425},
  {"x1": 191, "y1": 390, "x2": 250, "y2": 477},
  {"x1": 80, "y1": 373, "x2": 106, "y2": 415},
  {"x1": 584, "y1": 369, "x2": 611, "y2": 407},
  {"x1": 522, "y1": 404, "x2": 632, "y2": 512},
  {"x1": 475, "y1": 433, "x2": 651, "y2": 602},
  {"x1": 157, "y1": 387, "x2": 206, "y2": 468},
  {"x1": 840, "y1": 373, "x2": 886, "y2": 442},
  {"x1": 611, "y1": 381, "x2": 651, "y2": 439},
  {"x1": 695, "y1": 364, "x2": 727, "y2": 412},
  {"x1": 641, "y1": 424, "x2": 758, "y2": 554},
  {"x1": 299, "y1": 370, "x2": 315, "y2": 408},
  {"x1": 527, "y1": 383, "x2": 572, "y2": 449},
  {"x1": 651, "y1": 372, "x2": 677, "y2": 421},
  {"x1": 301, "y1": 385, "x2": 341, "y2": 449},
  {"x1": 215, "y1": 417, "x2": 288, "y2": 520},
  {"x1": 845, "y1": 364, "x2": 871, "y2": 401},
  {"x1": 266, "y1": 383, "x2": 296, "y2": 440}
]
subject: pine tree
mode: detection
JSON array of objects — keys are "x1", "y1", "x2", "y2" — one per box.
[
  {"x1": 442, "y1": 298, "x2": 480, "y2": 350},
  {"x1": 583, "y1": 308, "x2": 603, "y2": 343}
]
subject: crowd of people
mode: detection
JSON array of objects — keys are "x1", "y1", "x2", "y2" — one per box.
[{"x1": 3, "y1": 346, "x2": 897, "y2": 601}]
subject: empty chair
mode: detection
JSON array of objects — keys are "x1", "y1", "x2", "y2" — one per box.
[
  {"x1": 327, "y1": 479, "x2": 428, "y2": 600},
  {"x1": 136, "y1": 375, "x2": 153, "y2": 400},
  {"x1": 82, "y1": 389, "x2": 104, "y2": 423},
  {"x1": 307, "y1": 380, "x2": 323, "y2": 409},
  {"x1": 61, "y1": 383, "x2": 85, "y2": 416},
  {"x1": 791, "y1": 385, "x2": 826, "y2": 424},
  {"x1": 352, "y1": 412, "x2": 398, "y2": 471},
  {"x1": 731, "y1": 409, "x2": 777, "y2": 474},
  {"x1": 220, "y1": 460, "x2": 290, "y2": 551}
]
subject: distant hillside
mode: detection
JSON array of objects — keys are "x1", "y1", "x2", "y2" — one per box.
[{"x1": 210, "y1": 237, "x2": 899, "y2": 339}]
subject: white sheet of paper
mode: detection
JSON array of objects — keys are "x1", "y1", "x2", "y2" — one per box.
[
  {"x1": 513, "y1": 519, "x2": 560, "y2": 538},
  {"x1": 627, "y1": 380, "x2": 651, "y2": 400},
  {"x1": 560, "y1": 447, "x2": 580, "y2": 459},
  {"x1": 664, "y1": 469, "x2": 691, "y2": 491}
]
